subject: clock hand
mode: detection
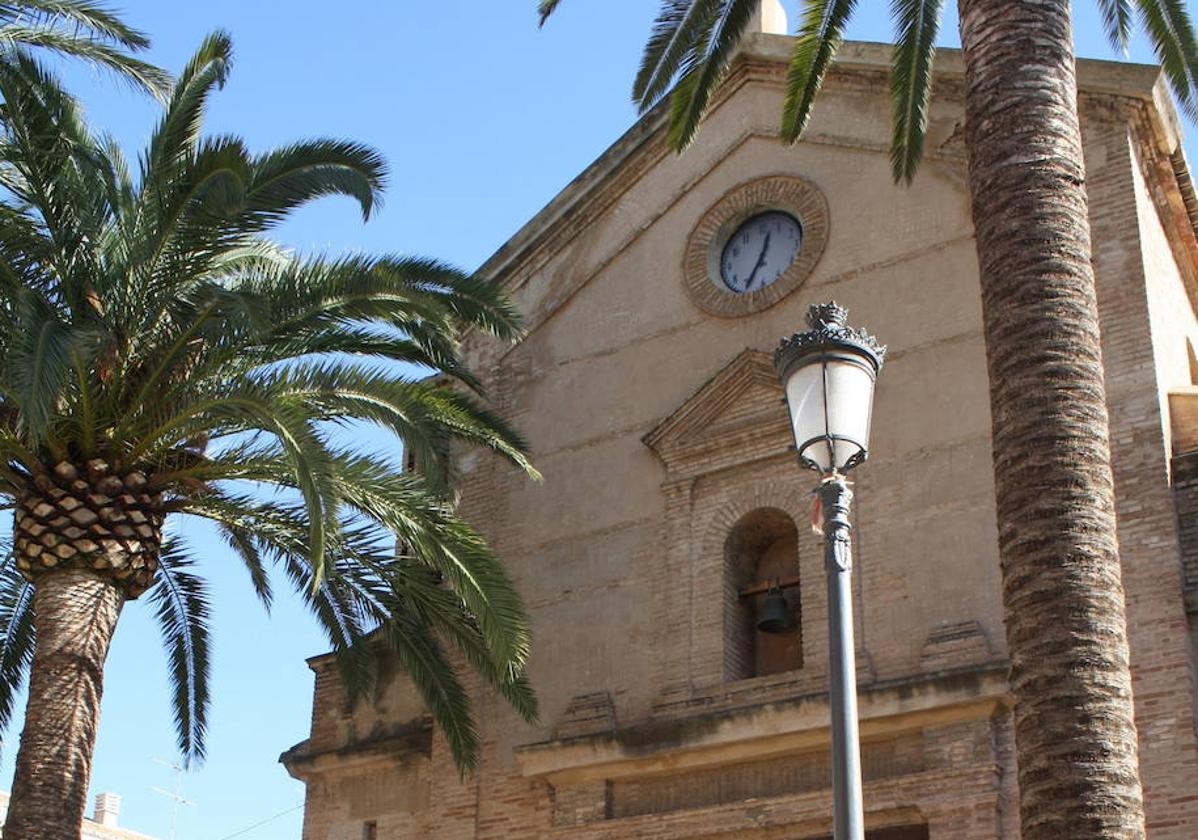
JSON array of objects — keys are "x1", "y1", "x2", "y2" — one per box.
[{"x1": 743, "y1": 232, "x2": 771, "y2": 290}]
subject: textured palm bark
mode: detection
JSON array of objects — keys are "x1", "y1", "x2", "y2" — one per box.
[
  {"x1": 957, "y1": 0, "x2": 1146, "y2": 836},
  {"x1": 4, "y1": 570, "x2": 123, "y2": 840}
]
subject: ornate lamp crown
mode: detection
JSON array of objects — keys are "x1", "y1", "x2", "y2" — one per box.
[{"x1": 773, "y1": 301, "x2": 887, "y2": 375}]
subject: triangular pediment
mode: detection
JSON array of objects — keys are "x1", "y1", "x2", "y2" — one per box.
[
  {"x1": 470, "y1": 42, "x2": 1177, "y2": 355},
  {"x1": 643, "y1": 349, "x2": 791, "y2": 477}
]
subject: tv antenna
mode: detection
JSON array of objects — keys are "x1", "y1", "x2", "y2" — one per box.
[{"x1": 152, "y1": 758, "x2": 197, "y2": 840}]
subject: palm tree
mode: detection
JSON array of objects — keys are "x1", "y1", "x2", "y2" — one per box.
[
  {"x1": 0, "y1": 32, "x2": 539, "y2": 840},
  {"x1": 0, "y1": 1, "x2": 168, "y2": 97},
  {"x1": 539, "y1": 1, "x2": 1198, "y2": 836}
]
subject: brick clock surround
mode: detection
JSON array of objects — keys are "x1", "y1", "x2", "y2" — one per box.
[
  {"x1": 682, "y1": 175, "x2": 830, "y2": 317},
  {"x1": 282, "y1": 35, "x2": 1198, "y2": 840}
]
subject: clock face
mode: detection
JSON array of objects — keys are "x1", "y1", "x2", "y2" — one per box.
[{"x1": 719, "y1": 211, "x2": 803, "y2": 294}]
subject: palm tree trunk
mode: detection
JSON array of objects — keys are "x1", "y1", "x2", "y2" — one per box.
[
  {"x1": 3, "y1": 569, "x2": 123, "y2": 840},
  {"x1": 956, "y1": 0, "x2": 1146, "y2": 836}
]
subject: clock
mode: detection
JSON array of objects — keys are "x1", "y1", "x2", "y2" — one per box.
[
  {"x1": 683, "y1": 176, "x2": 829, "y2": 318},
  {"x1": 719, "y1": 211, "x2": 803, "y2": 293}
]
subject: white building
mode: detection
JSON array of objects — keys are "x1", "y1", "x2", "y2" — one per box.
[{"x1": 0, "y1": 791, "x2": 159, "y2": 840}]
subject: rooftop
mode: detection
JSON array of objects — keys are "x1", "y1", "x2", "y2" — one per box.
[{"x1": 0, "y1": 791, "x2": 159, "y2": 840}]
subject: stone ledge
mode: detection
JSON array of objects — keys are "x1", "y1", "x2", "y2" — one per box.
[
  {"x1": 744, "y1": 37, "x2": 1162, "y2": 95},
  {"x1": 1168, "y1": 389, "x2": 1198, "y2": 456},
  {"x1": 556, "y1": 691, "x2": 618, "y2": 739},
  {"x1": 515, "y1": 663, "x2": 1009, "y2": 785},
  {"x1": 1185, "y1": 589, "x2": 1198, "y2": 614},
  {"x1": 920, "y1": 621, "x2": 994, "y2": 672},
  {"x1": 280, "y1": 719, "x2": 433, "y2": 781},
  {"x1": 688, "y1": 807, "x2": 926, "y2": 840}
]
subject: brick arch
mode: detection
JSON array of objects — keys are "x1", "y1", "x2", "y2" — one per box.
[
  {"x1": 699, "y1": 481, "x2": 810, "y2": 560},
  {"x1": 701, "y1": 481, "x2": 809, "y2": 681}
]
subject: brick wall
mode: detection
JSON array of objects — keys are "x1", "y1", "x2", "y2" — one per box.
[
  {"x1": 1171, "y1": 451, "x2": 1198, "y2": 592},
  {"x1": 1085, "y1": 113, "x2": 1198, "y2": 837},
  {"x1": 286, "y1": 42, "x2": 1198, "y2": 840}
]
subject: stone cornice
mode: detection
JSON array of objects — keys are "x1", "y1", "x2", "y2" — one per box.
[
  {"x1": 280, "y1": 721, "x2": 433, "y2": 782},
  {"x1": 1128, "y1": 102, "x2": 1198, "y2": 303},
  {"x1": 514, "y1": 662, "x2": 1010, "y2": 785},
  {"x1": 643, "y1": 349, "x2": 792, "y2": 480}
]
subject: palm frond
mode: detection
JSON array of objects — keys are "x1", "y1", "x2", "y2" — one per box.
[
  {"x1": 327, "y1": 453, "x2": 532, "y2": 670},
  {"x1": 254, "y1": 328, "x2": 480, "y2": 391},
  {"x1": 8, "y1": 291, "x2": 73, "y2": 446},
  {"x1": 218, "y1": 523, "x2": 273, "y2": 612},
  {"x1": 372, "y1": 257, "x2": 523, "y2": 342},
  {"x1": 889, "y1": 0, "x2": 942, "y2": 183},
  {"x1": 666, "y1": 0, "x2": 760, "y2": 151},
  {"x1": 178, "y1": 451, "x2": 533, "y2": 678},
  {"x1": 1096, "y1": 0, "x2": 1134, "y2": 53},
  {"x1": 95, "y1": 132, "x2": 135, "y2": 218},
  {"x1": 244, "y1": 139, "x2": 386, "y2": 226},
  {"x1": 257, "y1": 361, "x2": 537, "y2": 484},
  {"x1": 383, "y1": 559, "x2": 538, "y2": 724},
  {"x1": 127, "y1": 135, "x2": 252, "y2": 300},
  {"x1": 176, "y1": 491, "x2": 375, "y2": 688},
  {"x1": 0, "y1": 554, "x2": 35, "y2": 749},
  {"x1": 245, "y1": 254, "x2": 520, "y2": 343},
  {"x1": 633, "y1": 0, "x2": 722, "y2": 111},
  {"x1": 0, "y1": 203, "x2": 55, "y2": 297},
  {"x1": 140, "y1": 387, "x2": 339, "y2": 577},
  {"x1": 0, "y1": 51, "x2": 106, "y2": 306},
  {"x1": 249, "y1": 506, "x2": 377, "y2": 699},
  {"x1": 375, "y1": 613, "x2": 478, "y2": 772},
  {"x1": 147, "y1": 542, "x2": 212, "y2": 765},
  {"x1": 780, "y1": 0, "x2": 858, "y2": 142},
  {"x1": 5, "y1": 1, "x2": 153, "y2": 50},
  {"x1": 1135, "y1": 0, "x2": 1198, "y2": 120},
  {"x1": 0, "y1": 429, "x2": 40, "y2": 478},
  {"x1": 537, "y1": 0, "x2": 564, "y2": 26},
  {"x1": 136, "y1": 32, "x2": 232, "y2": 223},
  {"x1": 0, "y1": 27, "x2": 170, "y2": 98}
]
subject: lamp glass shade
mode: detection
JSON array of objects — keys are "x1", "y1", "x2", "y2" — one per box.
[{"x1": 782, "y1": 353, "x2": 877, "y2": 473}]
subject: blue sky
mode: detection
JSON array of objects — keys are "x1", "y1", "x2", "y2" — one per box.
[{"x1": 0, "y1": 3, "x2": 1192, "y2": 840}]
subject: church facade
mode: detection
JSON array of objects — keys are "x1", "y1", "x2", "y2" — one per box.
[{"x1": 281, "y1": 24, "x2": 1198, "y2": 840}]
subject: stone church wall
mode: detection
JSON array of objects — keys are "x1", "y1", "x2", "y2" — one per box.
[{"x1": 284, "y1": 39, "x2": 1198, "y2": 840}]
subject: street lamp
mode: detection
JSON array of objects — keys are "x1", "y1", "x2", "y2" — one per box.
[{"x1": 774, "y1": 301, "x2": 885, "y2": 840}]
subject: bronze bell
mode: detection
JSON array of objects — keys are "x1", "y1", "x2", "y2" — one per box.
[{"x1": 756, "y1": 583, "x2": 794, "y2": 634}]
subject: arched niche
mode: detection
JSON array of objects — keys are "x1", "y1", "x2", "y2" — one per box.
[{"x1": 723, "y1": 507, "x2": 802, "y2": 681}]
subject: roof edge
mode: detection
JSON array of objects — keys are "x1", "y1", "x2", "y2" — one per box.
[
  {"x1": 474, "y1": 92, "x2": 670, "y2": 283},
  {"x1": 473, "y1": 38, "x2": 1181, "y2": 289}
]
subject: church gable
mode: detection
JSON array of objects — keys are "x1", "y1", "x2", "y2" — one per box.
[
  {"x1": 472, "y1": 44, "x2": 974, "y2": 358},
  {"x1": 469, "y1": 40, "x2": 1190, "y2": 368}
]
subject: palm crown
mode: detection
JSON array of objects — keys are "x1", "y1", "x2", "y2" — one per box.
[
  {"x1": 0, "y1": 33, "x2": 538, "y2": 771},
  {"x1": 539, "y1": 0, "x2": 1198, "y2": 182}
]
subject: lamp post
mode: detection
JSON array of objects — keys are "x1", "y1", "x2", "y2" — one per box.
[{"x1": 773, "y1": 302, "x2": 885, "y2": 840}]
